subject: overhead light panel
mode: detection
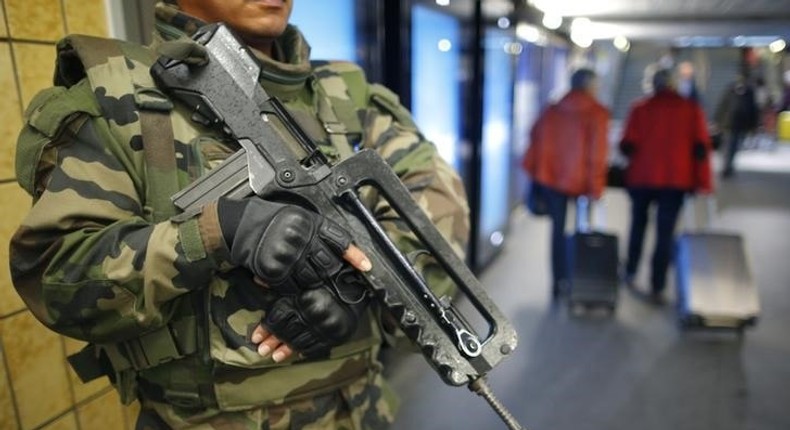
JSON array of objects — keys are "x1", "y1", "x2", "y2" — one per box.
[
  {"x1": 436, "y1": 0, "x2": 450, "y2": 6},
  {"x1": 530, "y1": 0, "x2": 550, "y2": 13}
]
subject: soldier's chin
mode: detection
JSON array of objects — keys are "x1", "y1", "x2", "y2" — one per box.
[
  {"x1": 235, "y1": 19, "x2": 288, "y2": 41},
  {"x1": 251, "y1": 0, "x2": 287, "y2": 7}
]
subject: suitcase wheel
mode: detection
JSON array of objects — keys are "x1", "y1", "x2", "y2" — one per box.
[
  {"x1": 568, "y1": 300, "x2": 616, "y2": 315},
  {"x1": 679, "y1": 315, "x2": 704, "y2": 329}
]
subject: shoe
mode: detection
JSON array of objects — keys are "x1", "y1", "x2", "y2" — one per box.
[
  {"x1": 622, "y1": 273, "x2": 637, "y2": 289},
  {"x1": 648, "y1": 291, "x2": 666, "y2": 306},
  {"x1": 552, "y1": 279, "x2": 569, "y2": 299}
]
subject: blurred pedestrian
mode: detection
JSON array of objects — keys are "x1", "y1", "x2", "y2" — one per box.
[
  {"x1": 619, "y1": 69, "x2": 713, "y2": 304},
  {"x1": 677, "y1": 61, "x2": 701, "y2": 103},
  {"x1": 715, "y1": 74, "x2": 759, "y2": 177},
  {"x1": 522, "y1": 68, "x2": 610, "y2": 298}
]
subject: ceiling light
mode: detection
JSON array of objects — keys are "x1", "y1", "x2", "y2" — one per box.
[
  {"x1": 570, "y1": 17, "x2": 593, "y2": 48},
  {"x1": 516, "y1": 23, "x2": 541, "y2": 43},
  {"x1": 436, "y1": 0, "x2": 450, "y2": 6},
  {"x1": 770, "y1": 39, "x2": 786, "y2": 53},
  {"x1": 613, "y1": 35, "x2": 630, "y2": 52},
  {"x1": 505, "y1": 42, "x2": 524, "y2": 55},
  {"x1": 542, "y1": 12, "x2": 562, "y2": 30},
  {"x1": 438, "y1": 39, "x2": 453, "y2": 52}
]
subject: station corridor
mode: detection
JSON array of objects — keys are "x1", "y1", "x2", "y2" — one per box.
[{"x1": 388, "y1": 147, "x2": 790, "y2": 430}]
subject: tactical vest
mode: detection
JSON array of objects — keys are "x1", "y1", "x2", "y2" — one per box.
[{"x1": 19, "y1": 34, "x2": 405, "y2": 410}]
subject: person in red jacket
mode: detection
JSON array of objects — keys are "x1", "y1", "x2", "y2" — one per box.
[
  {"x1": 523, "y1": 68, "x2": 610, "y2": 297},
  {"x1": 620, "y1": 68, "x2": 713, "y2": 304}
]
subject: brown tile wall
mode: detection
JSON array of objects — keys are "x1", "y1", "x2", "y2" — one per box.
[{"x1": 1, "y1": 1, "x2": 138, "y2": 428}]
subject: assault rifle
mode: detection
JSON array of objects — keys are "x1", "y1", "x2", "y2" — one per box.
[{"x1": 151, "y1": 23, "x2": 522, "y2": 430}]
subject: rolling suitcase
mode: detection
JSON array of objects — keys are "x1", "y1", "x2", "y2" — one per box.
[
  {"x1": 568, "y1": 197, "x2": 620, "y2": 311},
  {"x1": 675, "y1": 197, "x2": 760, "y2": 330}
]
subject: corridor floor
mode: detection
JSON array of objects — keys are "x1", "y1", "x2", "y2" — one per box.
[{"x1": 387, "y1": 147, "x2": 790, "y2": 430}]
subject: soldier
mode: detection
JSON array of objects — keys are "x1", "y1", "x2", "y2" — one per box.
[{"x1": 9, "y1": 0, "x2": 470, "y2": 428}]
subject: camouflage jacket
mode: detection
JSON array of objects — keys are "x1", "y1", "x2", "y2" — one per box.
[{"x1": 9, "y1": 4, "x2": 469, "y2": 419}]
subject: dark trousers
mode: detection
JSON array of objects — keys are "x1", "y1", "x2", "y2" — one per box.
[
  {"x1": 544, "y1": 186, "x2": 570, "y2": 287},
  {"x1": 625, "y1": 188, "x2": 686, "y2": 293},
  {"x1": 723, "y1": 130, "x2": 748, "y2": 176}
]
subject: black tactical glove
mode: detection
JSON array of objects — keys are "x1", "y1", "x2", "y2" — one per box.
[
  {"x1": 264, "y1": 284, "x2": 367, "y2": 357},
  {"x1": 217, "y1": 197, "x2": 368, "y2": 356}
]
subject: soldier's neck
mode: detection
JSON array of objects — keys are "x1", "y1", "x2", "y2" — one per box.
[{"x1": 242, "y1": 36, "x2": 275, "y2": 59}]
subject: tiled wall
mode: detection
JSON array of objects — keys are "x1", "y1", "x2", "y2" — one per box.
[{"x1": 1, "y1": 1, "x2": 139, "y2": 429}]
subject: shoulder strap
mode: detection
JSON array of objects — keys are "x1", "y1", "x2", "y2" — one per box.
[
  {"x1": 310, "y1": 60, "x2": 366, "y2": 160},
  {"x1": 56, "y1": 35, "x2": 179, "y2": 222}
]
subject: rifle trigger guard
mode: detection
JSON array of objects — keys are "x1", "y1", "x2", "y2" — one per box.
[
  {"x1": 405, "y1": 249, "x2": 432, "y2": 267},
  {"x1": 331, "y1": 267, "x2": 368, "y2": 305}
]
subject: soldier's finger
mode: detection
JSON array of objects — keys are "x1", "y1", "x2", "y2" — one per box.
[
  {"x1": 271, "y1": 344, "x2": 294, "y2": 362},
  {"x1": 343, "y1": 244, "x2": 372, "y2": 272},
  {"x1": 251, "y1": 324, "x2": 269, "y2": 344},
  {"x1": 257, "y1": 338, "x2": 283, "y2": 357},
  {"x1": 256, "y1": 331, "x2": 284, "y2": 358}
]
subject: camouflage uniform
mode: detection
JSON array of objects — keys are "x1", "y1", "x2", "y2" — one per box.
[{"x1": 9, "y1": 2, "x2": 469, "y2": 429}]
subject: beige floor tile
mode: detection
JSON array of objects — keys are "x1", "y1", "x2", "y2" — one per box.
[
  {"x1": 0, "y1": 42, "x2": 24, "y2": 181},
  {"x1": 40, "y1": 412, "x2": 78, "y2": 430},
  {"x1": 0, "y1": 345, "x2": 20, "y2": 430},
  {"x1": 62, "y1": 337, "x2": 110, "y2": 402},
  {"x1": 5, "y1": 0, "x2": 65, "y2": 42},
  {"x1": 13, "y1": 42, "x2": 58, "y2": 109},
  {"x1": 0, "y1": 312, "x2": 72, "y2": 430},
  {"x1": 77, "y1": 389, "x2": 126, "y2": 430},
  {"x1": 63, "y1": 0, "x2": 108, "y2": 37},
  {"x1": 0, "y1": 183, "x2": 31, "y2": 317}
]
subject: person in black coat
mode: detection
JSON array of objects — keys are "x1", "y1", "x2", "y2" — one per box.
[{"x1": 715, "y1": 74, "x2": 759, "y2": 178}]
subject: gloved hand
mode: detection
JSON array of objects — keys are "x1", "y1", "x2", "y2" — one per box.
[
  {"x1": 217, "y1": 197, "x2": 370, "y2": 357},
  {"x1": 264, "y1": 283, "x2": 367, "y2": 357}
]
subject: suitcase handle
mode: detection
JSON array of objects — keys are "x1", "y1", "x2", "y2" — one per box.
[
  {"x1": 576, "y1": 196, "x2": 608, "y2": 233},
  {"x1": 683, "y1": 194, "x2": 717, "y2": 232}
]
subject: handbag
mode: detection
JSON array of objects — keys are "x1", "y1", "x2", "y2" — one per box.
[{"x1": 526, "y1": 180, "x2": 549, "y2": 216}]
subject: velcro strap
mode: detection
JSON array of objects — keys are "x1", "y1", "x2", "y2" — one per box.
[
  {"x1": 26, "y1": 82, "x2": 101, "y2": 137},
  {"x1": 101, "y1": 316, "x2": 198, "y2": 372}
]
